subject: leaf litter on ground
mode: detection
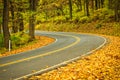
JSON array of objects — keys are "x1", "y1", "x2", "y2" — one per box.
[
  {"x1": 28, "y1": 35, "x2": 120, "y2": 80},
  {"x1": 0, "y1": 36, "x2": 54, "y2": 57}
]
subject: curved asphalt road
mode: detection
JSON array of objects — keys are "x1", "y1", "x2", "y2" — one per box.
[{"x1": 0, "y1": 31, "x2": 106, "y2": 80}]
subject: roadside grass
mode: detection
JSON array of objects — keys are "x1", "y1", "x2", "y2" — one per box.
[{"x1": 0, "y1": 36, "x2": 54, "y2": 57}]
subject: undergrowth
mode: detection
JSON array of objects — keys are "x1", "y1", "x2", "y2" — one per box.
[
  {"x1": 36, "y1": 8, "x2": 120, "y2": 37},
  {"x1": 0, "y1": 32, "x2": 32, "y2": 54},
  {"x1": 36, "y1": 21, "x2": 120, "y2": 37}
]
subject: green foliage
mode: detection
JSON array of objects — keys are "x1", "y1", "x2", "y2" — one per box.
[
  {"x1": 0, "y1": 34, "x2": 3, "y2": 47},
  {"x1": 11, "y1": 32, "x2": 29, "y2": 48},
  {"x1": 36, "y1": 12, "x2": 46, "y2": 23},
  {"x1": 0, "y1": 17, "x2": 2, "y2": 24},
  {"x1": 90, "y1": 8, "x2": 114, "y2": 22},
  {"x1": 36, "y1": 22, "x2": 77, "y2": 32},
  {"x1": 72, "y1": 11, "x2": 83, "y2": 23},
  {"x1": 53, "y1": 16, "x2": 66, "y2": 23},
  {"x1": 113, "y1": 23, "x2": 120, "y2": 36},
  {"x1": 1, "y1": 0, "x2": 119, "y2": 51},
  {"x1": 79, "y1": 16, "x2": 91, "y2": 23},
  {"x1": 96, "y1": 23, "x2": 102, "y2": 29}
]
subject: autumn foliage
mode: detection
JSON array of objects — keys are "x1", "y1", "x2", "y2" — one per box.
[
  {"x1": 29, "y1": 35, "x2": 120, "y2": 80},
  {"x1": 0, "y1": 36, "x2": 54, "y2": 57}
]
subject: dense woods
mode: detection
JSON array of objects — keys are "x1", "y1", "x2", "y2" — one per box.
[{"x1": 0, "y1": 0, "x2": 120, "y2": 50}]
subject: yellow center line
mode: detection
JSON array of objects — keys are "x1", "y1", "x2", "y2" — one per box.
[{"x1": 0, "y1": 34, "x2": 80, "y2": 67}]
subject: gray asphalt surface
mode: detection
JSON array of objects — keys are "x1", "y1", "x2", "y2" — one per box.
[{"x1": 0, "y1": 31, "x2": 106, "y2": 80}]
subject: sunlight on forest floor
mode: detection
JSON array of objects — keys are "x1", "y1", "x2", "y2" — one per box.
[
  {"x1": 0, "y1": 36, "x2": 54, "y2": 57},
  {"x1": 28, "y1": 35, "x2": 120, "y2": 80}
]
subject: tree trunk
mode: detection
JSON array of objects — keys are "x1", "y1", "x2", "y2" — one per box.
[
  {"x1": 0, "y1": 24, "x2": 1, "y2": 34},
  {"x1": 86, "y1": 0, "x2": 90, "y2": 16},
  {"x1": 10, "y1": 1, "x2": 18, "y2": 33},
  {"x1": 29, "y1": 0, "x2": 37, "y2": 41},
  {"x1": 101, "y1": 0, "x2": 104, "y2": 8},
  {"x1": 77, "y1": 0, "x2": 82, "y2": 11},
  {"x1": 17, "y1": 12, "x2": 24, "y2": 32},
  {"x1": 95, "y1": 0, "x2": 98, "y2": 10},
  {"x1": 98, "y1": 0, "x2": 100, "y2": 9},
  {"x1": 114, "y1": 0, "x2": 119, "y2": 21},
  {"x1": 79, "y1": 0, "x2": 82, "y2": 11},
  {"x1": 84, "y1": 0, "x2": 90, "y2": 16},
  {"x1": 2, "y1": 0, "x2": 10, "y2": 49},
  {"x1": 29, "y1": 15, "x2": 35, "y2": 41},
  {"x1": 91, "y1": 0, "x2": 94, "y2": 11},
  {"x1": 84, "y1": 0, "x2": 86, "y2": 15},
  {"x1": 108, "y1": 0, "x2": 112, "y2": 9},
  {"x1": 19, "y1": 17, "x2": 24, "y2": 32},
  {"x1": 69, "y1": 0, "x2": 72, "y2": 19}
]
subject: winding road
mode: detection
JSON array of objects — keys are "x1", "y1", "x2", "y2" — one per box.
[{"x1": 0, "y1": 31, "x2": 106, "y2": 80}]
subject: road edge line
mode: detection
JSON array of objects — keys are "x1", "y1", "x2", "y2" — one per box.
[
  {"x1": 14, "y1": 35, "x2": 107, "y2": 80},
  {"x1": 0, "y1": 33, "x2": 80, "y2": 67}
]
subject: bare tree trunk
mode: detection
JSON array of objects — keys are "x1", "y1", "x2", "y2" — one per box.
[
  {"x1": 98, "y1": 0, "x2": 100, "y2": 9},
  {"x1": 29, "y1": 0, "x2": 37, "y2": 41},
  {"x1": 108, "y1": 0, "x2": 112, "y2": 9},
  {"x1": 29, "y1": 15, "x2": 35, "y2": 41},
  {"x1": 95, "y1": 0, "x2": 98, "y2": 10},
  {"x1": 69, "y1": 0, "x2": 72, "y2": 19},
  {"x1": 0, "y1": 24, "x2": 1, "y2": 34},
  {"x1": 91, "y1": 0, "x2": 94, "y2": 10},
  {"x1": 19, "y1": 16, "x2": 24, "y2": 32},
  {"x1": 101, "y1": 0, "x2": 104, "y2": 8},
  {"x1": 17, "y1": 12, "x2": 24, "y2": 32},
  {"x1": 114, "y1": 0, "x2": 119, "y2": 22},
  {"x1": 2, "y1": 0, "x2": 10, "y2": 49},
  {"x1": 84, "y1": 0, "x2": 90, "y2": 16},
  {"x1": 86, "y1": 0, "x2": 90, "y2": 16}
]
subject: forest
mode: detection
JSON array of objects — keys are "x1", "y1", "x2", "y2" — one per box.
[{"x1": 0, "y1": 0, "x2": 120, "y2": 53}]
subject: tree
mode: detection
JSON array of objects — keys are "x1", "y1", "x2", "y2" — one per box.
[
  {"x1": 2, "y1": 0, "x2": 10, "y2": 49},
  {"x1": 90, "y1": 0, "x2": 94, "y2": 12},
  {"x1": 78, "y1": 0, "x2": 82, "y2": 11},
  {"x1": 18, "y1": 13, "x2": 24, "y2": 32},
  {"x1": 10, "y1": 1, "x2": 18, "y2": 33},
  {"x1": 0, "y1": 24, "x2": 1, "y2": 34},
  {"x1": 0, "y1": 0, "x2": 3, "y2": 34},
  {"x1": 75, "y1": 0, "x2": 82, "y2": 11},
  {"x1": 108, "y1": 0, "x2": 112, "y2": 9},
  {"x1": 69, "y1": 0, "x2": 72, "y2": 19},
  {"x1": 84, "y1": 0, "x2": 90, "y2": 16},
  {"x1": 17, "y1": 1, "x2": 26, "y2": 32},
  {"x1": 10, "y1": 0, "x2": 25, "y2": 33},
  {"x1": 114, "y1": 0, "x2": 119, "y2": 21},
  {"x1": 101, "y1": 0, "x2": 104, "y2": 8},
  {"x1": 95, "y1": 0, "x2": 98, "y2": 10},
  {"x1": 29, "y1": 0, "x2": 37, "y2": 41}
]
